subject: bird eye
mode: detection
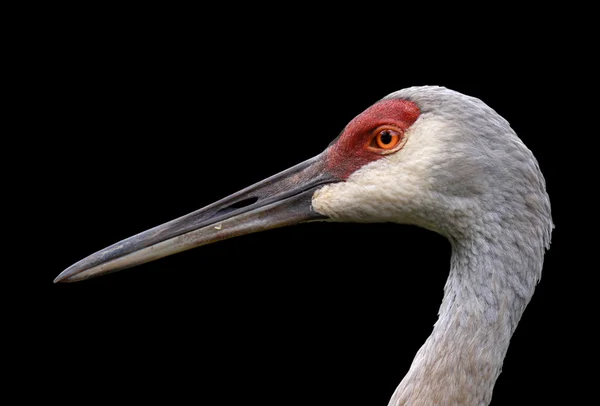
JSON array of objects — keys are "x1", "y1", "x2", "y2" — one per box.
[{"x1": 369, "y1": 128, "x2": 403, "y2": 151}]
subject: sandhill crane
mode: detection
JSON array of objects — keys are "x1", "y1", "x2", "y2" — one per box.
[{"x1": 55, "y1": 86, "x2": 553, "y2": 405}]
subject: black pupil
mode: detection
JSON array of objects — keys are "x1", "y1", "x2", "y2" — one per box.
[{"x1": 380, "y1": 131, "x2": 392, "y2": 144}]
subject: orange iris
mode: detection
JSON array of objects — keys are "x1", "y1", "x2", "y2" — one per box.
[{"x1": 373, "y1": 129, "x2": 402, "y2": 150}]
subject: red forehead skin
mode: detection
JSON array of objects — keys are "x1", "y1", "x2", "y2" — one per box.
[{"x1": 326, "y1": 98, "x2": 421, "y2": 179}]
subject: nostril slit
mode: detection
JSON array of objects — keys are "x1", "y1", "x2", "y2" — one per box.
[
  {"x1": 215, "y1": 196, "x2": 260, "y2": 217},
  {"x1": 229, "y1": 196, "x2": 259, "y2": 209}
]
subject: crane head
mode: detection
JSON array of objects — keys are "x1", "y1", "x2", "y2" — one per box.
[{"x1": 55, "y1": 86, "x2": 550, "y2": 282}]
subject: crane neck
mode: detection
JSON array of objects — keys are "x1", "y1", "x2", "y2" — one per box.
[{"x1": 387, "y1": 226, "x2": 546, "y2": 406}]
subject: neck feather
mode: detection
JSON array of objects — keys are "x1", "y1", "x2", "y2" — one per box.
[{"x1": 387, "y1": 223, "x2": 548, "y2": 406}]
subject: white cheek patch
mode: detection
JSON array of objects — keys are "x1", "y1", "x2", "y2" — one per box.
[{"x1": 312, "y1": 116, "x2": 449, "y2": 225}]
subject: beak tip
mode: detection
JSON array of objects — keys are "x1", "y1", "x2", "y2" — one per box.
[
  {"x1": 54, "y1": 268, "x2": 74, "y2": 283},
  {"x1": 53, "y1": 274, "x2": 66, "y2": 284}
]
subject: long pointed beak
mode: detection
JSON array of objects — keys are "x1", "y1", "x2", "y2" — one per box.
[{"x1": 55, "y1": 152, "x2": 340, "y2": 283}]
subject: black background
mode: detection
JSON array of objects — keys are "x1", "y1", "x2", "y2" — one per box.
[{"x1": 13, "y1": 8, "x2": 592, "y2": 406}]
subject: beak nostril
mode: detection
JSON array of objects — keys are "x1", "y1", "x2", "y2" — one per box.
[
  {"x1": 229, "y1": 196, "x2": 259, "y2": 209},
  {"x1": 215, "y1": 196, "x2": 260, "y2": 217}
]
